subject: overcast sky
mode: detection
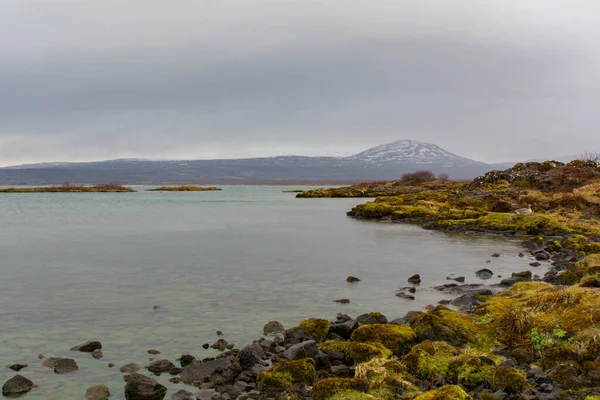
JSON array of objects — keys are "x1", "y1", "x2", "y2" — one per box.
[{"x1": 0, "y1": 0, "x2": 599, "y2": 166}]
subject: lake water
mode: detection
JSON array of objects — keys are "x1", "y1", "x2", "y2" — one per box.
[{"x1": 0, "y1": 186, "x2": 540, "y2": 398}]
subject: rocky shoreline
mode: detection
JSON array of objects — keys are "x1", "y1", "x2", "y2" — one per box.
[{"x1": 4, "y1": 235, "x2": 598, "y2": 400}]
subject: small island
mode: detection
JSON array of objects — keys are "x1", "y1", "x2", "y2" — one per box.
[
  {"x1": 0, "y1": 183, "x2": 135, "y2": 193},
  {"x1": 148, "y1": 185, "x2": 222, "y2": 191}
]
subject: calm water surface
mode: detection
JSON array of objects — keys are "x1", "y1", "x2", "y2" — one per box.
[{"x1": 0, "y1": 186, "x2": 541, "y2": 398}]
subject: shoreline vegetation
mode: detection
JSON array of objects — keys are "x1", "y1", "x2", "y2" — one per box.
[
  {"x1": 0, "y1": 183, "x2": 135, "y2": 193},
  {"x1": 147, "y1": 185, "x2": 222, "y2": 191},
  {"x1": 4, "y1": 160, "x2": 600, "y2": 400}
]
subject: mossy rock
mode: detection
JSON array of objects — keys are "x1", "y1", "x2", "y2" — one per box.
[
  {"x1": 413, "y1": 385, "x2": 472, "y2": 400},
  {"x1": 355, "y1": 358, "x2": 417, "y2": 398},
  {"x1": 402, "y1": 341, "x2": 460, "y2": 380},
  {"x1": 447, "y1": 355, "x2": 496, "y2": 389},
  {"x1": 490, "y1": 364, "x2": 527, "y2": 393},
  {"x1": 328, "y1": 391, "x2": 377, "y2": 400},
  {"x1": 311, "y1": 378, "x2": 366, "y2": 400},
  {"x1": 411, "y1": 305, "x2": 493, "y2": 348},
  {"x1": 542, "y1": 346, "x2": 581, "y2": 368},
  {"x1": 547, "y1": 363, "x2": 585, "y2": 389},
  {"x1": 298, "y1": 318, "x2": 331, "y2": 342},
  {"x1": 319, "y1": 340, "x2": 393, "y2": 364},
  {"x1": 350, "y1": 324, "x2": 416, "y2": 356},
  {"x1": 257, "y1": 358, "x2": 315, "y2": 390}
]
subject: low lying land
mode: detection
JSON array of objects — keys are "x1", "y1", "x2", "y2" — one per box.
[
  {"x1": 0, "y1": 184, "x2": 135, "y2": 193},
  {"x1": 148, "y1": 185, "x2": 222, "y2": 191}
]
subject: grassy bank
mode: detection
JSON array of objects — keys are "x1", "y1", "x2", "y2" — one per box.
[{"x1": 278, "y1": 160, "x2": 600, "y2": 399}]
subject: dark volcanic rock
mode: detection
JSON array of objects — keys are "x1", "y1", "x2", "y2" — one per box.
[
  {"x1": 263, "y1": 321, "x2": 285, "y2": 334},
  {"x1": 2, "y1": 375, "x2": 34, "y2": 396},
  {"x1": 530, "y1": 262, "x2": 542, "y2": 267},
  {"x1": 92, "y1": 349, "x2": 104, "y2": 359},
  {"x1": 54, "y1": 358, "x2": 78, "y2": 373},
  {"x1": 181, "y1": 359, "x2": 232, "y2": 384},
  {"x1": 407, "y1": 274, "x2": 421, "y2": 284},
  {"x1": 475, "y1": 268, "x2": 494, "y2": 280},
  {"x1": 330, "y1": 319, "x2": 359, "y2": 340},
  {"x1": 491, "y1": 253, "x2": 501, "y2": 257},
  {"x1": 239, "y1": 343, "x2": 266, "y2": 370},
  {"x1": 71, "y1": 340, "x2": 102, "y2": 352},
  {"x1": 283, "y1": 340, "x2": 319, "y2": 360},
  {"x1": 333, "y1": 298, "x2": 350, "y2": 303},
  {"x1": 179, "y1": 354, "x2": 196, "y2": 367},
  {"x1": 211, "y1": 339, "x2": 228, "y2": 350},
  {"x1": 124, "y1": 373, "x2": 167, "y2": 400},
  {"x1": 8, "y1": 364, "x2": 27, "y2": 371},
  {"x1": 147, "y1": 359, "x2": 175, "y2": 374},
  {"x1": 535, "y1": 251, "x2": 551, "y2": 261},
  {"x1": 85, "y1": 384, "x2": 110, "y2": 400},
  {"x1": 356, "y1": 312, "x2": 388, "y2": 325},
  {"x1": 512, "y1": 270, "x2": 533, "y2": 280},
  {"x1": 346, "y1": 276, "x2": 361, "y2": 283}
]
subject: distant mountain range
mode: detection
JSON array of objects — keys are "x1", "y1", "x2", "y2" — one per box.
[{"x1": 0, "y1": 140, "x2": 574, "y2": 185}]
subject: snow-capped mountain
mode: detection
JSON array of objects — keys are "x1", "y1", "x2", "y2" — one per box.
[
  {"x1": 0, "y1": 139, "x2": 493, "y2": 184},
  {"x1": 346, "y1": 140, "x2": 477, "y2": 166}
]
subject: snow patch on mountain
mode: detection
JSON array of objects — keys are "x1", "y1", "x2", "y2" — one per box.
[{"x1": 346, "y1": 140, "x2": 478, "y2": 166}]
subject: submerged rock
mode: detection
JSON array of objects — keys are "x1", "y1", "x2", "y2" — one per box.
[
  {"x1": 85, "y1": 384, "x2": 110, "y2": 400},
  {"x1": 333, "y1": 298, "x2": 350, "y2": 303},
  {"x1": 54, "y1": 358, "x2": 78, "y2": 373},
  {"x1": 92, "y1": 349, "x2": 103, "y2": 359},
  {"x1": 475, "y1": 268, "x2": 493, "y2": 279},
  {"x1": 124, "y1": 373, "x2": 167, "y2": 400},
  {"x1": 8, "y1": 364, "x2": 27, "y2": 371},
  {"x1": 147, "y1": 359, "x2": 175, "y2": 374},
  {"x1": 120, "y1": 363, "x2": 141, "y2": 373},
  {"x1": 2, "y1": 375, "x2": 34, "y2": 396},
  {"x1": 181, "y1": 359, "x2": 232, "y2": 384},
  {"x1": 71, "y1": 341, "x2": 102, "y2": 352}
]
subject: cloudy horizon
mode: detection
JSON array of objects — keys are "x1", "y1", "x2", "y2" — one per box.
[{"x1": 1, "y1": 0, "x2": 599, "y2": 167}]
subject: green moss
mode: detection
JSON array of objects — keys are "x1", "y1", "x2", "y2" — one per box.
[
  {"x1": 350, "y1": 324, "x2": 416, "y2": 356},
  {"x1": 355, "y1": 358, "x2": 417, "y2": 398},
  {"x1": 298, "y1": 318, "x2": 331, "y2": 342},
  {"x1": 448, "y1": 355, "x2": 496, "y2": 389},
  {"x1": 413, "y1": 385, "x2": 472, "y2": 400},
  {"x1": 319, "y1": 340, "x2": 393, "y2": 364},
  {"x1": 328, "y1": 391, "x2": 376, "y2": 400},
  {"x1": 257, "y1": 358, "x2": 316, "y2": 389},
  {"x1": 431, "y1": 213, "x2": 576, "y2": 235},
  {"x1": 411, "y1": 305, "x2": 494, "y2": 349},
  {"x1": 311, "y1": 378, "x2": 364, "y2": 400}
]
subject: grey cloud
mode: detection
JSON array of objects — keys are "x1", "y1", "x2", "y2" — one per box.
[{"x1": 1, "y1": 0, "x2": 599, "y2": 165}]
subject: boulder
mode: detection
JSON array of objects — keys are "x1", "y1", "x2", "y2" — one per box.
[
  {"x1": 120, "y1": 363, "x2": 141, "y2": 373},
  {"x1": 239, "y1": 343, "x2": 266, "y2": 370},
  {"x1": 535, "y1": 251, "x2": 551, "y2": 261},
  {"x1": 475, "y1": 268, "x2": 493, "y2": 280},
  {"x1": 2, "y1": 375, "x2": 34, "y2": 396},
  {"x1": 8, "y1": 364, "x2": 27, "y2": 371},
  {"x1": 148, "y1": 349, "x2": 161, "y2": 355},
  {"x1": 147, "y1": 359, "x2": 175, "y2": 374},
  {"x1": 346, "y1": 276, "x2": 361, "y2": 283},
  {"x1": 356, "y1": 312, "x2": 388, "y2": 325},
  {"x1": 179, "y1": 354, "x2": 196, "y2": 367},
  {"x1": 530, "y1": 262, "x2": 541, "y2": 267},
  {"x1": 71, "y1": 341, "x2": 102, "y2": 352},
  {"x1": 124, "y1": 373, "x2": 167, "y2": 400},
  {"x1": 330, "y1": 319, "x2": 359, "y2": 340},
  {"x1": 92, "y1": 349, "x2": 104, "y2": 359},
  {"x1": 181, "y1": 359, "x2": 232, "y2": 384},
  {"x1": 396, "y1": 292, "x2": 415, "y2": 300},
  {"x1": 54, "y1": 358, "x2": 78, "y2": 373},
  {"x1": 283, "y1": 340, "x2": 319, "y2": 360},
  {"x1": 407, "y1": 274, "x2": 421, "y2": 284},
  {"x1": 85, "y1": 384, "x2": 110, "y2": 400},
  {"x1": 263, "y1": 321, "x2": 285, "y2": 334},
  {"x1": 211, "y1": 339, "x2": 228, "y2": 350},
  {"x1": 41, "y1": 357, "x2": 64, "y2": 368},
  {"x1": 512, "y1": 271, "x2": 533, "y2": 280}
]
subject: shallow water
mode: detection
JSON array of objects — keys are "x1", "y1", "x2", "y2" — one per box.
[{"x1": 0, "y1": 186, "x2": 543, "y2": 398}]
